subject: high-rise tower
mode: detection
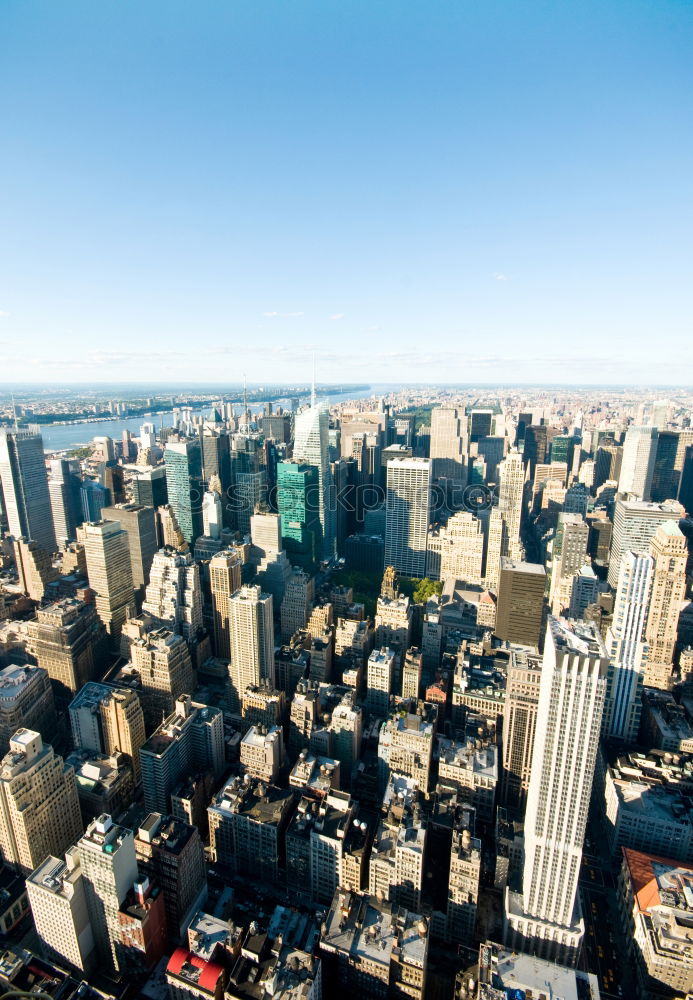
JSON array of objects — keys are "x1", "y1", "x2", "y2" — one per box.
[
  {"x1": 384, "y1": 458, "x2": 431, "y2": 579},
  {"x1": 505, "y1": 618, "x2": 608, "y2": 964},
  {"x1": 292, "y1": 399, "x2": 335, "y2": 561},
  {"x1": 0, "y1": 426, "x2": 56, "y2": 552}
]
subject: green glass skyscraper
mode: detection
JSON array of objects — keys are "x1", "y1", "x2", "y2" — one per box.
[
  {"x1": 164, "y1": 441, "x2": 203, "y2": 546},
  {"x1": 276, "y1": 461, "x2": 322, "y2": 572}
]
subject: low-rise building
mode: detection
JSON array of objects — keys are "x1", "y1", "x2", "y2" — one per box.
[
  {"x1": 604, "y1": 751, "x2": 693, "y2": 863},
  {"x1": 437, "y1": 738, "x2": 498, "y2": 823},
  {"x1": 619, "y1": 847, "x2": 693, "y2": 1000},
  {"x1": 320, "y1": 890, "x2": 428, "y2": 1000},
  {"x1": 240, "y1": 724, "x2": 284, "y2": 784}
]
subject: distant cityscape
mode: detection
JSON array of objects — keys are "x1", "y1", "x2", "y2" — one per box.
[{"x1": 0, "y1": 383, "x2": 691, "y2": 999}]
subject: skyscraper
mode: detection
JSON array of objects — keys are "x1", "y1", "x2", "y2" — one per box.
[
  {"x1": 82, "y1": 520, "x2": 136, "y2": 645},
  {"x1": 102, "y1": 503, "x2": 158, "y2": 595},
  {"x1": 650, "y1": 430, "x2": 682, "y2": 503},
  {"x1": 429, "y1": 407, "x2": 467, "y2": 482},
  {"x1": 501, "y1": 647, "x2": 542, "y2": 812},
  {"x1": 228, "y1": 584, "x2": 275, "y2": 708},
  {"x1": 644, "y1": 520, "x2": 688, "y2": 689},
  {"x1": 276, "y1": 461, "x2": 322, "y2": 572},
  {"x1": 505, "y1": 618, "x2": 608, "y2": 963},
  {"x1": 0, "y1": 426, "x2": 56, "y2": 552},
  {"x1": 618, "y1": 425, "x2": 658, "y2": 500},
  {"x1": 384, "y1": 458, "x2": 431, "y2": 579},
  {"x1": 164, "y1": 440, "x2": 204, "y2": 546},
  {"x1": 141, "y1": 548, "x2": 204, "y2": 644},
  {"x1": 209, "y1": 548, "x2": 243, "y2": 659},
  {"x1": 0, "y1": 729, "x2": 83, "y2": 874},
  {"x1": 27, "y1": 598, "x2": 103, "y2": 705},
  {"x1": 292, "y1": 400, "x2": 335, "y2": 560},
  {"x1": 603, "y1": 551, "x2": 653, "y2": 743},
  {"x1": 497, "y1": 450, "x2": 525, "y2": 561},
  {"x1": 48, "y1": 458, "x2": 82, "y2": 546},
  {"x1": 608, "y1": 498, "x2": 685, "y2": 589},
  {"x1": 78, "y1": 814, "x2": 139, "y2": 974},
  {"x1": 495, "y1": 559, "x2": 546, "y2": 648}
]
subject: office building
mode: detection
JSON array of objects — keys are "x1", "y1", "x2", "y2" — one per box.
[
  {"x1": 134, "y1": 812, "x2": 206, "y2": 941},
  {"x1": 102, "y1": 503, "x2": 157, "y2": 595},
  {"x1": 12, "y1": 537, "x2": 59, "y2": 601},
  {"x1": 131, "y1": 465, "x2": 168, "y2": 508},
  {"x1": 0, "y1": 729, "x2": 83, "y2": 874},
  {"x1": 447, "y1": 826, "x2": 482, "y2": 945},
  {"x1": 78, "y1": 814, "x2": 139, "y2": 974},
  {"x1": 495, "y1": 559, "x2": 546, "y2": 648},
  {"x1": 548, "y1": 513, "x2": 588, "y2": 615},
  {"x1": 437, "y1": 739, "x2": 498, "y2": 822},
  {"x1": 426, "y1": 511, "x2": 484, "y2": 585},
  {"x1": 505, "y1": 619, "x2": 608, "y2": 964},
  {"x1": 130, "y1": 628, "x2": 196, "y2": 733},
  {"x1": 500, "y1": 647, "x2": 542, "y2": 813},
  {"x1": 209, "y1": 547, "x2": 242, "y2": 659},
  {"x1": 208, "y1": 775, "x2": 295, "y2": 883},
  {"x1": 240, "y1": 724, "x2": 284, "y2": 783},
  {"x1": 142, "y1": 547, "x2": 204, "y2": 644},
  {"x1": 0, "y1": 665, "x2": 55, "y2": 753},
  {"x1": 369, "y1": 793, "x2": 427, "y2": 912},
  {"x1": 384, "y1": 458, "x2": 431, "y2": 579},
  {"x1": 608, "y1": 497, "x2": 685, "y2": 589},
  {"x1": 644, "y1": 520, "x2": 688, "y2": 689},
  {"x1": 618, "y1": 425, "x2": 658, "y2": 500},
  {"x1": 280, "y1": 569, "x2": 314, "y2": 641},
  {"x1": 69, "y1": 681, "x2": 146, "y2": 781},
  {"x1": 292, "y1": 399, "x2": 335, "y2": 560},
  {"x1": 0, "y1": 426, "x2": 56, "y2": 552},
  {"x1": 497, "y1": 450, "x2": 525, "y2": 562},
  {"x1": 26, "y1": 848, "x2": 95, "y2": 974},
  {"x1": 26, "y1": 598, "x2": 103, "y2": 704},
  {"x1": 679, "y1": 443, "x2": 693, "y2": 515},
  {"x1": 164, "y1": 440, "x2": 204, "y2": 546},
  {"x1": 47, "y1": 458, "x2": 82, "y2": 546},
  {"x1": 367, "y1": 647, "x2": 395, "y2": 718},
  {"x1": 82, "y1": 520, "x2": 136, "y2": 645},
  {"x1": 139, "y1": 696, "x2": 223, "y2": 814},
  {"x1": 80, "y1": 480, "x2": 109, "y2": 522},
  {"x1": 429, "y1": 407, "x2": 467, "y2": 482},
  {"x1": 66, "y1": 748, "x2": 136, "y2": 824},
  {"x1": 277, "y1": 462, "x2": 322, "y2": 573},
  {"x1": 378, "y1": 708, "x2": 435, "y2": 795},
  {"x1": 228, "y1": 585, "x2": 275, "y2": 710}
]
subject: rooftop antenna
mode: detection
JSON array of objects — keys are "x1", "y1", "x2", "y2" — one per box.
[
  {"x1": 243, "y1": 373, "x2": 249, "y2": 431},
  {"x1": 311, "y1": 353, "x2": 316, "y2": 409},
  {"x1": 11, "y1": 393, "x2": 18, "y2": 430}
]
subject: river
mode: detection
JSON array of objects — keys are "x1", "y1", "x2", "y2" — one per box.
[{"x1": 39, "y1": 387, "x2": 379, "y2": 452}]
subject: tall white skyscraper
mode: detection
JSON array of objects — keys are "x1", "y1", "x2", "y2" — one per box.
[
  {"x1": 608, "y1": 498, "x2": 685, "y2": 589},
  {"x1": 505, "y1": 618, "x2": 608, "y2": 964},
  {"x1": 618, "y1": 425, "x2": 658, "y2": 500},
  {"x1": 293, "y1": 400, "x2": 335, "y2": 560},
  {"x1": 0, "y1": 426, "x2": 56, "y2": 552},
  {"x1": 228, "y1": 584, "x2": 275, "y2": 707},
  {"x1": 603, "y1": 551, "x2": 653, "y2": 742},
  {"x1": 384, "y1": 458, "x2": 431, "y2": 579}
]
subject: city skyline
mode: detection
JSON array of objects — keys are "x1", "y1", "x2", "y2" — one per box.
[{"x1": 1, "y1": 0, "x2": 692, "y2": 385}]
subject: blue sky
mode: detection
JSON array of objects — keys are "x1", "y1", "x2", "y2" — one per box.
[{"x1": 1, "y1": 0, "x2": 692, "y2": 385}]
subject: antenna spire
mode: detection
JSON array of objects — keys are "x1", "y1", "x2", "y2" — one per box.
[
  {"x1": 311, "y1": 353, "x2": 316, "y2": 409},
  {"x1": 11, "y1": 393, "x2": 18, "y2": 430},
  {"x1": 243, "y1": 373, "x2": 249, "y2": 431}
]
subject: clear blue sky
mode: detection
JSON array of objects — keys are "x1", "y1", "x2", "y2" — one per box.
[{"x1": 1, "y1": 0, "x2": 692, "y2": 385}]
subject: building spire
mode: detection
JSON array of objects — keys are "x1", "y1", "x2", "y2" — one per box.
[
  {"x1": 243, "y1": 373, "x2": 249, "y2": 431},
  {"x1": 311, "y1": 353, "x2": 316, "y2": 409}
]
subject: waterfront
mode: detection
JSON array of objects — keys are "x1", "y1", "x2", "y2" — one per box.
[{"x1": 39, "y1": 387, "x2": 377, "y2": 451}]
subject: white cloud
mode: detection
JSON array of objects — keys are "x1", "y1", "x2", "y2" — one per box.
[
  {"x1": 262, "y1": 310, "x2": 304, "y2": 318},
  {"x1": 330, "y1": 313, "x2": 345, "y2": 321},
  {"x1": 493, "y1": 273, "x2": 508, "y2": 281},
  {"x1": 0, "y1": 311, "x2": 10, "y2": 318}
]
